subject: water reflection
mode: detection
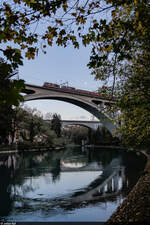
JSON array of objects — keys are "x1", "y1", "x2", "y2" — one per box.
[{"x1": 0, "y1": 147, "x2": 146, "y2": 221}]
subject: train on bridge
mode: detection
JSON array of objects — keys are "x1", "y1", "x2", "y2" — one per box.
[{"x1": 43, "y1": 82, "x2": 103, "y2": 98}]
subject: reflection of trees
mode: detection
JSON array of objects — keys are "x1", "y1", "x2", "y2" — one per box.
[
  {"x1": 12, "y1": 151, "x2": 64, "y2": 184},
  {"x1": 0, "y1": 165, "x2": 13, "y2": 216},
  {"x1": 121, "y1": 151, "x2": 146, "y2": 196},
  {"x1": 51, "y1": 159, "x2": 61, "y2": 182}
]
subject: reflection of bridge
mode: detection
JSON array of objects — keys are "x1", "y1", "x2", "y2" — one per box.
[
  {"x1": 24, "y1": 83, "x2": 117, "y2": 135},
  {"x1": 55, "y1": 157, "x2": 126, "y2": 206},
  {"x1": 71, "y1": 166, "x2": 125, "y2": 203},
  {"x1": 46, "y1": 119, "x2": 102, "y2": 130}
]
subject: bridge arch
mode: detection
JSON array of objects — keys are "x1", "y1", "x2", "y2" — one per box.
[{"x1": 24, "y1": 84, "x2": 116, "y2": 135}]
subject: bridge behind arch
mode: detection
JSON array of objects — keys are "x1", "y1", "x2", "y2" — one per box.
[{"x1": 46, "y1": 119, "x2": 103, "y2": 131}]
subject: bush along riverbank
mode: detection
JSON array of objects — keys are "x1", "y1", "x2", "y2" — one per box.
[{"x1": 105, "y1": 152, "x2": 150, "y2": 224}]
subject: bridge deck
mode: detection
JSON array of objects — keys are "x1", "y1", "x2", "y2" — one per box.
[{"x1": 25, "y1": 83, "x2": 116, "y2": 102}]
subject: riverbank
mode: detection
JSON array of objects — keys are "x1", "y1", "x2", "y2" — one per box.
[
  {"x1": 87, "y1": 145, "x2": 127, "y2": 150},
  {"x1": 0, "y1": 146, "x2": 64, "y2": 154},
  {"x1": 105, "y1": 153, "x2": 150, "y2": 224},
  {"x1": 0, "y1": 143, "x2": 127, "y2": 155}
]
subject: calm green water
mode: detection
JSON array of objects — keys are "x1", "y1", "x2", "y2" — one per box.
[{"x1": 0, "y1": 147, "x2": 146, "y2": 222}]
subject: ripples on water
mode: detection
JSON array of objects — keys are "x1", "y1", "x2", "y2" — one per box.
[{"x1": 0, "y1": 147, "x2": 146, "y2": 222}]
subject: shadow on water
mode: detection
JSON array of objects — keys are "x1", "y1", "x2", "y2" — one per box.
[{"x1": 0, "y1": 147, "x2": 146, "y2": 221}]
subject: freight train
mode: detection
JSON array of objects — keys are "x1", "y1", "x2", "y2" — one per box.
[{"x1": 43, "y1": 82, "x2": 101, "y2": 97}]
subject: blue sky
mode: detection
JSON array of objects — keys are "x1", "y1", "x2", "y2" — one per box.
[{"x1": 19, "y1": 44, "x2": 102, "y2": 120}]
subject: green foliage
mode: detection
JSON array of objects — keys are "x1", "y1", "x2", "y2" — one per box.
[
  {"x1": 53, "y1": 137, "x2": 65, "y2": 147},
  {"x1": 0, "y1": 59, "x2": 24, "y2": 143},
  {"x1": 1, "y1": 0, "x2": 148, "y2": 70},
  {"x1": 21, "y1": 107, "x2": 44, "y2": 143},
  {"x1": 117, "y1": 52, "x2": 150, "y2": 150},
  {"x1": 64, "y1": 125, "x2": 118, "y2": 145},
  {"x1": 0, "y1": 0, "x2": 78, "y2": 68},
  {"x1": 1, "y1": 0, "x2": 149, "y2": 74},
  {"x1": 69, "y1": 126, "x2": 89, "y2": 145},
  {"x1": 12, "y1": 107, "x2": 61, "y2": 146},
  {"x1": 88, "y1": 126, "x2": 118, "y2": 145},
  {"x1": 0, "y1": 105, "x2": 13, "y2": 144},
  {"x1": 51, "y1": 113, "x2": 62, "y2": 138},
  {"x1": 0, "y1": 59, "x2": 24, "y2": 106},
  {"x1": 40, "y1": 123, "x2": 57, "y2": 145}
]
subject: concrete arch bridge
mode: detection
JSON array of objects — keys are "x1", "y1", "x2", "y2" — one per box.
[
  {"x1": 24, "y1": 83, "x2": 117, "y2": 135},
  {"x1": 45, "y1": 119, "x2": 102, "y2": 131}
]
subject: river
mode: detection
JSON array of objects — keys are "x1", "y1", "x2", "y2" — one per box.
[{"x1": 0, "y1": 146, "x2": 146, "y2": 222}]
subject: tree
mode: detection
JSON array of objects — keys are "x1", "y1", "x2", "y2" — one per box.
[
  {"x1": 0, "y1": 59, "x2": 24, "y2": 144},
  {"x1": 40, "y1": 123, "x2": 57, "y2": 145},
  {"x1": 0, "y1": 1, "x2": 145, "y2": 67},
  {"x1": 0, "y1": 105, "x2": 13, "y2": 145},
  {"x1": 51, "y1": 113, "x2": 62, "y2": 138},
  {"x1": 117, "y1": 52, "x2": 150, "y2": 152},
  {"x1": 1, "y1": 0, "x2": 149, "y2": 87},
  {"x1": 12, "y1": 106, "x2": 58, "y2": 145},
  {"x1": 44, "y1": 112, "x2": 53, "y2": 120},
  {"x1": 1, "y1": 1, "x2": 148, "y2": 66},
  {"x1": 1, "y1": 0, "x2": 148, "y2": 90},
  {"x1": 0, "y1": 59, "x2": 24, "y2": 105},
  {"x1": 10, "y1": 106, "x2": 27, "y2": 143},
  {"x1": 1, "y1": 0, "x2": 150, "y2": 151},
  {"x1": 70, "y1": 126, "x2": 89, "y2": 145},
  {"x1": 21, "y1": 107, "x2": 44, "y2": 143},
  {"x1": 0, "y1": 0, "x2": 79, "y2": 69}
]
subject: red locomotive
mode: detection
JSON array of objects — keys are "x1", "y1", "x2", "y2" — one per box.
[{"x1": 43, "y1": 82, "x2": 60, "y2": 88}]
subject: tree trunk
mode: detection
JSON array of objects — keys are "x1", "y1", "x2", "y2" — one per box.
[{"x1": 141, "y1": 150, "x2": 150, "y2": 172}]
